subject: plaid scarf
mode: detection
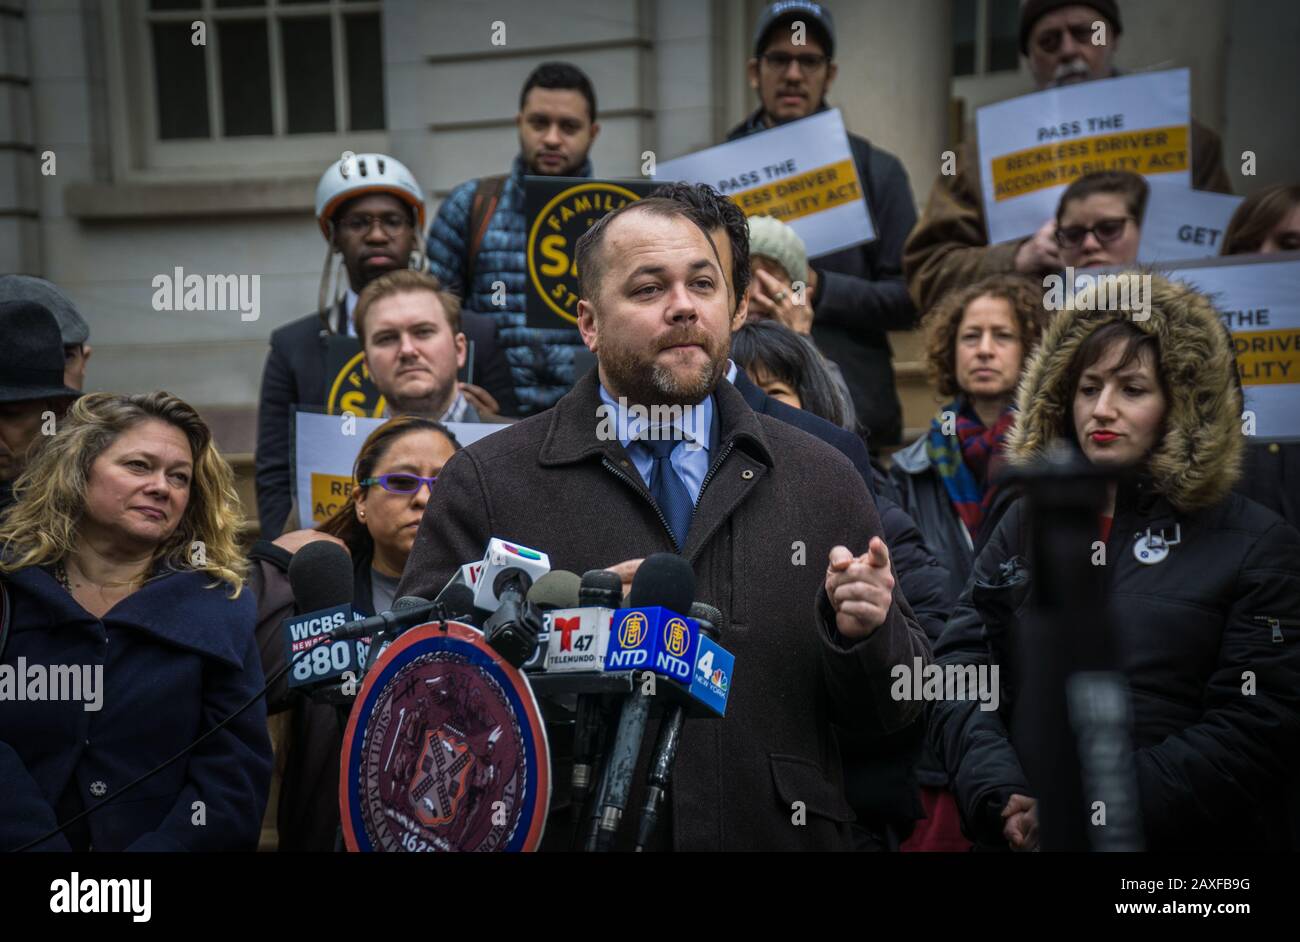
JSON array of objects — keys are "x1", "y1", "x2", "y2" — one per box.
[{"x1": 926, "y1": 399, "x2": 1015, "y2": 539}]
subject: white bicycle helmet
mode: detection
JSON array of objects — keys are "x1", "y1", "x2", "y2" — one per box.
[{"x1": 314, "y1": 152, "x2": 426, "y2": 238}]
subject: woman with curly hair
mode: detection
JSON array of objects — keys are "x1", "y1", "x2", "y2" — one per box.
[
  {"x1": 929, "y1": 275, "x2": 1300, "y2": 850},
  {"x1": 889, "y1": 274, "x2": 1050, "y2": 602},
  {"x1": 0, "y1": 391, "x2": 271, "y2": 851}
]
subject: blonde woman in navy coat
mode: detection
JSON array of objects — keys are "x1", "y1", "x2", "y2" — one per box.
[{"x1": 0, "y1": 391, "x2": 270, "y2": 851}]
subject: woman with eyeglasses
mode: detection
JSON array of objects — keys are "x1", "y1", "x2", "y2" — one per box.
[
  {"x1": 248, "y1": 416, "x2": 460, "y2": 850},
  {"x1": 1054, "y1": 170, "x2": 1149, "y2": 270}
]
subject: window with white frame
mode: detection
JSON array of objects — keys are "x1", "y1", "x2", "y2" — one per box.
[
  {"x1": 115, "y1": 0, "x2": 386, "y2": 173},
  {"x1": 953, "y1": 0, "x2": 1020, "y2": 77},
  {"x1": 146, "y1": 0, "x2": 384, "y2": 138}
]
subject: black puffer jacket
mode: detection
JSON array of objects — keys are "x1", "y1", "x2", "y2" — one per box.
[{"x1": 930, "y1": 275, "x2": 1300, "y2": 851}]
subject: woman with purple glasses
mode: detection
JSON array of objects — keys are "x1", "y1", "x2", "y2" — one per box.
[{"x1": 247, "y1": 415, "x2": 460, "y2": 850}]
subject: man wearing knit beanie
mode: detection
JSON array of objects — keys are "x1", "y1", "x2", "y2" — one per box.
[{"x1": 903, "y1": 1, "x2": 1231, "y2": 314}]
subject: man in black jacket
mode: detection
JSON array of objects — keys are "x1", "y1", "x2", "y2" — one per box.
[
  {"x1": 255, "y1": 153, "x2": 516, "y2": 537},
  {"x1": 727, "y1": 2, "x2": 918, "y2": 448}
]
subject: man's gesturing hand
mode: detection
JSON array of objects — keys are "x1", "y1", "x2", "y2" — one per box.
[{"x1": 825, "y1": 537, "x2": 894, "y2": 639}]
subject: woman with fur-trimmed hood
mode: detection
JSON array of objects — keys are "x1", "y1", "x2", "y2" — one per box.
[{"x1": 929, "y1": 273, "x2": 1300, "y2": 851}]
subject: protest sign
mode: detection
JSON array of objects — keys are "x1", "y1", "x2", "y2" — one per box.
[
  {"x1": 1138, "y1": 188, "x2": 1243, "y2": 262},
  {"x1": 524, "y1": 176, "x2": 659, "y2": 328},
  {"x1": 292, "y1": 411, "x2": 510, "y2": 530},
  {"x1": 1159, "y1": 253, "x2": 1300, "y2": 440},
  {"x1": 977, "y1": 68, "x2": 1192, "y2": 244},
  {"x1": 655, "y1": 108, "x2": 874, "y2": 257}
]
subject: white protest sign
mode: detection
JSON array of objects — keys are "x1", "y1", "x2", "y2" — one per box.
[
  {"x1": 1159, "y1": 253, "x2": 1300, "y2": 440},
  {"x1": 655, "y1": 108, "x2": 874, "y2": 257},
  {"x1": 293, "y1": 411, "x2": 510, "y2": 530},
  {"x1": 1138, "y1": 188, "x2": 1243, "y2": 262},
  {"x1": 977, "y1": 68, "x2": 1192, "y2": 245}
]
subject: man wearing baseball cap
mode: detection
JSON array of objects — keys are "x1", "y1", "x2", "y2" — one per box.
[
  {"x1": 903, "y1": 0, "x2": 1232, "y2": 313},
  {"x1": 0, "y1": 300, "x2": 81, "y2": 512},
  {"x1": 727, "y1": 1, "x2": 919, "y2": 451},
  {"x1": 0, "y1": 275, "x2": 92, "y2": 391}
]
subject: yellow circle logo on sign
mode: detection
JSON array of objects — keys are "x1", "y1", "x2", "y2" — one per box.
[
  {"x1": 618, "y1": 611, "x2": 649, "y2": 649},
  {"x1": 326, "y1": 350, "x2": 388, "y2": 417},
  {"x1": 527, "y1": 182, "x2": 642, "y2": 325},
  {"x1": 663, "y1": 617, "x2": 690, "y2": 657}
]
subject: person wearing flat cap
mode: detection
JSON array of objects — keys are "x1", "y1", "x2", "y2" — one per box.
[
  {"x1": 903, "y1": 0, "x2": 1232, "y2": 314},
  {"x1": 0, "y1": 300, "x2": 81, "y2": 512},
  {"x1": 0, "y1": 275, "x2": 92, "y2": 391}
]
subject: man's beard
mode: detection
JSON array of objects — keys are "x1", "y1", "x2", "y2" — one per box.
[
  {"x1": 388, "y1": 373, "x2": 458, "y2": 418},
  {"x1": 600, "y1": 326, "x2": 729, "y2": 408}
]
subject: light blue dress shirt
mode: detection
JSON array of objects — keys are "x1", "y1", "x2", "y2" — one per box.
[{"x1": 597, "y1": 382, "x2": 715, "y2": 506}]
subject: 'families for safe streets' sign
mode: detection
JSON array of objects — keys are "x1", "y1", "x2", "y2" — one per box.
[
  {"x1": 977, "y1": 68, "x2": 1192, "y2": 245},
  {"x1": 655, "y1": 108, "x2": 875, "y2": 257},
  {"x1": 525, "y1": 176, "x2": 659, "y2": 329}
]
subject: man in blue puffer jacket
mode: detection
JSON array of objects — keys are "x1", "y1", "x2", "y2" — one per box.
[{"x1": 426, "y1": 62, "x2": 600, "y2": 416}]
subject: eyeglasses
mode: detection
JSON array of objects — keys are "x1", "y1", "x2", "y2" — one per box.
[
  {"x1": 1055, "y1": 216, "x2": 1133, "y2": 248},
  {"x1": 338, "y1": 212, "x2": 412, "y2": 236},
  {"x1": 759, "y1": 52, "x2": 830, "y2": 73},
  {"x1": 360, "y1": 473, "x2": 437, "y2": 494}
]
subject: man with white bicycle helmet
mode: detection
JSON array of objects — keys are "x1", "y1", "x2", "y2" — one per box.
[{"x1": 254, "y1": 152, "x2": 515, "y2": 537}]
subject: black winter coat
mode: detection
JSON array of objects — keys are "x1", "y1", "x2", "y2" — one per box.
[
  {"x1": 397, "y1": 369, "x2": 932, "y2": 850},
  {"x1": 735, "y1": 367, "x2": 950, "y2": 841},
  {"x1": 727, "y1": 108, "x2": 918, "y2": 447},
  {"x1": 930, "y1": 486, "x2": 1300, "y2": 850},
  {"x1": 0, "y1": 567, "x2": 271, "y2": 852},
  {"x1": 930, "y1": 274, "x2": 1300, "y2": 851}
]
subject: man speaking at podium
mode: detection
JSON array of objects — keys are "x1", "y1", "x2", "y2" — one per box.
[{"x1": 396, "y1": 194, "x2": 930, "y2": 850}]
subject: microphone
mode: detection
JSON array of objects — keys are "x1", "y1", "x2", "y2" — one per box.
[
  {"x1": 564, "y1": 570, "x2": 622, "y2": 816},
  {"x1": 329, "y1": 595, "x2": 446, "y2": 641},
  {"x1": 288, "y1": 540, "x2": 354, "y2": 610},
  {"x1": 481, "y1": 566, "x2": 543, "y2": 668},
  {"x1": 524, "y1": 570, "x2": 581, "y2": 671},
  {"x1": 579, "y1": 569, "x2": 623, "y2": 609},
  {"x1": 283, "y1": 542, "x2": 365, "y2": 691},
  {"x1": 528, "y1": 570, "x2": 582, "y2": 611},
  {"x1": 439, "y1": 583, "x2": 478, "y2": 622},
  {"x1": 357, "y1": 594, "x2": 449, "y2": 674},
  {"x1": 634, "y1": 601, "x2": 723, "y2": 851},
  {"x1": 472, "y1": 538, "x2": 550, "y2": 612},
  {"x1": 591, "y1": 554, "x2": 695, "y2": 851}
]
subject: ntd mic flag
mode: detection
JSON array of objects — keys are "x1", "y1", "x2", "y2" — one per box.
[{"x1": 605, "y1": 607, "x2": 698, "y2": 683}]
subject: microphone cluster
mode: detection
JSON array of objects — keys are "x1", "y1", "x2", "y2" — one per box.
[{"x1": 282, "y1": 534, "x2": 737, "y2": 850}]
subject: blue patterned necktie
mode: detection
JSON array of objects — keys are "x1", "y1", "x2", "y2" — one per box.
[{"x1": 643, "y1": 437, "x2": 694, "y2": 548}]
